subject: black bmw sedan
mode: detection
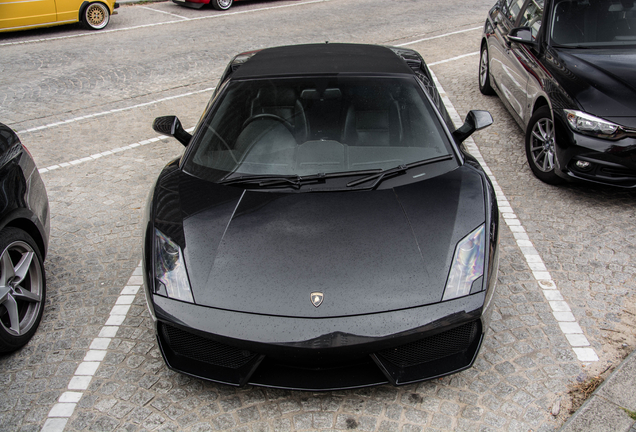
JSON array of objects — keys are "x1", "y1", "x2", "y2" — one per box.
[
  {"x1": 479, "y1": 0, "x2": 636, "y2": 186},
  {"x1": 0, "y1": 123, "x2": 50, "y2": 353},
  {"x1": 143, "y1": 43, "x2": 500, "y2": 391}
]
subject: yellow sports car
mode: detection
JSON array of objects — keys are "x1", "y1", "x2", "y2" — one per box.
[{"x1": 0, "y1": 0, "x2": 118, "y2": 32}]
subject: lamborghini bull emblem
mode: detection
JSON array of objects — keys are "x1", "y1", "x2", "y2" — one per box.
[{"x1": 310, "y1": 292, "x2": 324, "y2": 308}]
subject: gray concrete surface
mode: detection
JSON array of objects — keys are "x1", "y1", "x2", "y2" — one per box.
[
  {"x1": 560, "y1": 349, "x2": 636, "y2": 432},
  {"x1": 1, "y1": 1, "x2": 635, "y2": 431}
]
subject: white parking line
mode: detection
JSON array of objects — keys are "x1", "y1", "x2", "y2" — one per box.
[
  {"x1": 428, "y1": 69, "x2": 598, "y2": 363},
  {"x1": 37, "y1": 125, "x2": 196, "y2": 174},
  {"x1": 138, "y1": 5, "x2": 190, "y2": 20},
  {"x1": 396, "y1": 26, "x2": 483, "y2": 46},
  {"x1": 17, "y1": 87, "x2": 215, "y2": 135},
  {"x1": 0, "y1": 0, "x2": 331, "y2": 47},
  {"x1": 41, "y1": 266, "x2": 144, "y2": 432},
  {"x1": 428, "y1": 51, "x2": 479, "y2": 66}
]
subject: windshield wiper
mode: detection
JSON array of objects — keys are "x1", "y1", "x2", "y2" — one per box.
[
  {"x1": 346, "y1": 154, "x2": 454, "y2": 189},
  {"x1": 218, "y1": 169, "x2": 383, "y2": 189},
  {"x1": 219, "y1": 174, "x2": 300, "y2": 187},
  {"x1": 218, "y1": 156, "x2": 453, "y2": 190}
]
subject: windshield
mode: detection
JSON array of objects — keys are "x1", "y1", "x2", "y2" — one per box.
[
  {"x1": 551, "y1": 0, "x2": 636, "y2": 46},
  {"x1": 183, "y1": 76, "x2": 455, "y2": 182}
]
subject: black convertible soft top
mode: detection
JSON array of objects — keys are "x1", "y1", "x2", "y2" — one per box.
[{"x1": 231, "y1": 43, "x2": 415, "y2": 78}]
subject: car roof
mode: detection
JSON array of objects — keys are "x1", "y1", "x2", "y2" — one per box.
[{"x1": 230, "y1": 43, "x2": 415, "y2": 79}]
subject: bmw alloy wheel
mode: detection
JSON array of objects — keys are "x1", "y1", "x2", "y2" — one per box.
[
  {"x1": 530, "y1": 118, "x2": 555, "y2": 172},
  {"x1": 478, "y1": 45, "x2": 495, "y2": 95},
  {"x1": 525, "y1": 107, "x2": 564, "y2": 184}
]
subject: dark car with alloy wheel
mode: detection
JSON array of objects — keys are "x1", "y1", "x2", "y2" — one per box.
[
  {"x1": 0, "y1": 123, "x2": 50, "y2": 353},
  {"x1": 479, "y1": 0, "x2": 636, "y2": 187},
  {"x1": 143, "y1": 43, "x2": 500, "y2": 391}
]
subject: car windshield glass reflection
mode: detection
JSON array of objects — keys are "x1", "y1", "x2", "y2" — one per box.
[
  {"x1": 183, "y1": 76, "x2": 454, "y2": 182},
  {"x1": 519, "y1": 0, "x2": 544, "y2": 39},
  {"x1": 551, "y1": 0, "x2": 636, "y2": 46},
  {"x1": 506, "y1": 0, "x2": 526, "y2": 22}
]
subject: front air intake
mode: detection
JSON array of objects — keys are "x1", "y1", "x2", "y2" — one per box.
[
  {"x1": 376, "y1": 321, "x2": 479, "y2": 368},
  {"x1": 160, "y1": 323, "x2": 257, "y2": 369}
]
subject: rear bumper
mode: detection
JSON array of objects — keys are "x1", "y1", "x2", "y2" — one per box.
[{"x1": 151, "y1": 290, "x2": 494, "y2": 391}]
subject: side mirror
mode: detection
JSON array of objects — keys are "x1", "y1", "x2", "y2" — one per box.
[
  {"x1": 153, "y1": 116, "x2": 192, "y2": 147},
  {"x1": 508, "y1": 26, "x2": 534, "y2": 44},
  {"x1": 452, "y1": 110, "x2": 493, "y2": 143}
]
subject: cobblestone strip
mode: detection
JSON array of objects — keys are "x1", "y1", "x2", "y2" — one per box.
[
  {"x1": 40, "y1": 265, "x2": 144, "y2": 432},
  {"x1": 17, "y1": 88, "x2": 215, "y2": 135},
  {"x1": 429, "y1": 69, "x2": 599, "y2": 364}
]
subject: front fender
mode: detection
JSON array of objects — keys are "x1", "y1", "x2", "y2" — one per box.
[{"x1": 0, "y1": 208, "x2": 49, "y2": 258}]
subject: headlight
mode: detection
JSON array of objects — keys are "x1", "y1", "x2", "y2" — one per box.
[
  {"x1": 442, "y1": 225, "x2": 485, "y2": 301},
  {"x1": 563, "y1": 109, "x2": 620, "y2": 138},
  {"x1": 155, "y1": 229, "x2": 194, "y2": 303}
]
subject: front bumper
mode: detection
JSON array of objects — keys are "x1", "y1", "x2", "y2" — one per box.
[
  {"x1": 150, "y1": 290, "x2": 494, "y2": 391},
  {"x1": 554, "y1": 115, "x2": 636, "y2": 187}
]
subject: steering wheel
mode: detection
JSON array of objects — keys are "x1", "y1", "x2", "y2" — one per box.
[{"x1": 242, "y1": 114, "x2": 294, "y2": 134}]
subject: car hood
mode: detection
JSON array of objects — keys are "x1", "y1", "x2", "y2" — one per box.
[
  {"x1": 548, "y1": 47, "x2": 636, "y2": 120},
  {"x1": 155, "y1": 166, "x2": 486, "y2": 318}
]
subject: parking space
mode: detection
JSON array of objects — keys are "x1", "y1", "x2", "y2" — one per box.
[
  {"x1": 430, "y1": 55, "x2": 636, "y2": 370},
  {"x1": 1, "y1": 0, "x2": 635, "y2": 431}
]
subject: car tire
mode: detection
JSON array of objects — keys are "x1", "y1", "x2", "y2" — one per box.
[
  {"x1": 212, "y1": 0, "x2": 233, "y2": 10},
  {"x1": 479, "y1": 44, "x2": 495, "y2": 96},
  {"x1": 525, "y1": 106, "x2": 564, "y2": 185},
  {"x1": 0, "y1": 227, "x2": 46, "y2": 353},
  {"x1": 82, "y1": 2, "x2": 110, "y2": 30}
]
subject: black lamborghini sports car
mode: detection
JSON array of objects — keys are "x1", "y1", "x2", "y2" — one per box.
[{"x1": 143, "y1": 43, "x2": 500, "y2": 391}]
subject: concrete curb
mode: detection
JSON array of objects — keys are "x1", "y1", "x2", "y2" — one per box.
[{"x1": 560, "y1": 349, "x2": 636, "y2": 432}]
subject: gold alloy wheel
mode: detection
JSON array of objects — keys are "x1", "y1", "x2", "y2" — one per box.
[{"x1": 84, "y1": 3, "x2": 110, "y2": 30}]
